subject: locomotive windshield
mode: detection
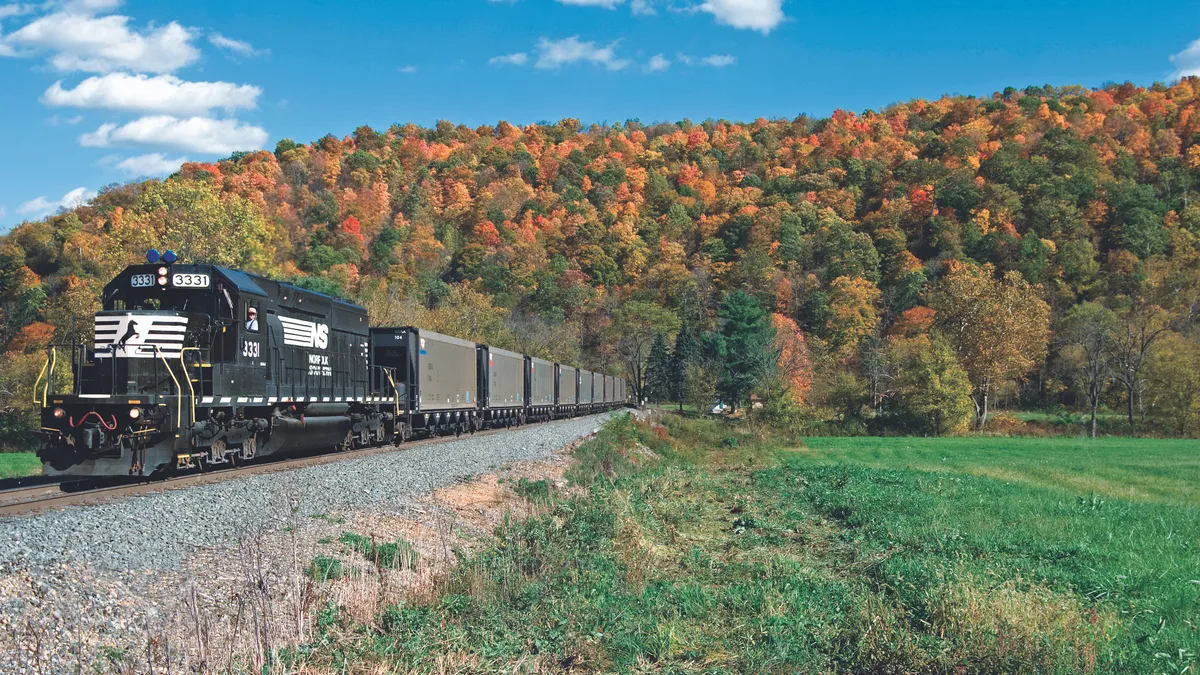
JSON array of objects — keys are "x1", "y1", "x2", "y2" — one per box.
[{"x1": 105, "y1": 288, "x2": 214, "y2": 313}]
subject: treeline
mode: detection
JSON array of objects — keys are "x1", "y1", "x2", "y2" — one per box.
[{"x1": 3, "y1": 80, "x2": 1200, "y2": 447}]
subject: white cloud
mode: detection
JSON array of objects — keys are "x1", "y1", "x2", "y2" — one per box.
[
  {"x1": 630, "y1": 0, "x2": 654, "y2": 14},
  {"x1": 701, "y1": 53, "x2": 735, "y2": 66},
  {"x1": 18, "y1": 186, "x2": 96, "y2": 217},
  {"x1": 697, "y1": 0, "x2": 784, "y2": 33},
  {"x1": 0, "y1": 3, "x2": 31, "y2": 20},
  {"x1": 114, "y1": 152, "x2": 186, "y2": 176},
  {"x1": 645, "y1": 53, "x2": 669, "y2": 72},
  {"x1": 489, "y1": 51, "x2": 528, "y2": 66},
  {"x1": 398, "y1": 64, "x2": 417, "y2": 74},
  {"x1": 43, "y1": 72, "x2": 261, "y2": 115},
  {"x1": 208, "y1": 32, "x2": 264, "y2": 57},
  {"x1": 556, "y1": 0, "x2": 623, "y2": 7},
  {"x1": 535, "y1": 36, "x2": 629, "y2": 70},
  {"x1": 1171, "y1": 38, "x2": 1200, "y2": 78},
  {"x1": 678, "y1": 52, "x2": 737, "y2": 67},
  {"x1": 79, "y1": 115, "x2": 268, "y2": 154},
  {"x1": 6, "y1": 11, "x2": 199, "y2": 73},
  {"x1": 79, "y1": 121, "x2": 115, "y2": 145}
]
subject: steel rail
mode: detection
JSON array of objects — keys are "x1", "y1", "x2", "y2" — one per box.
[{"x1": 0, "y1": 412, "x2": 612, "y2": 517}]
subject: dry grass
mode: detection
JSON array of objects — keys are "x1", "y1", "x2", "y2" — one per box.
[{"x1": 0, "y1": 449, "x2": 580, "y2": 674}]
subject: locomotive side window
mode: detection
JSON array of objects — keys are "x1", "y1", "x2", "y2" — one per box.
[{"x1": 245, "y1": 305, "x2": 259, "y2": 332}]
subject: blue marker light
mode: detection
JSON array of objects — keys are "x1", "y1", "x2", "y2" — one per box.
[
  {"x1": 162, "y1": 249, "x2": 178, "y2": 263},
  {"x1": 146, "y1": 249, "x2": 160, "y2": 263}
]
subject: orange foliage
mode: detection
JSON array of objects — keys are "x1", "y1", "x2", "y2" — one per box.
[{"x1": 771, "y1": 313, "x2": 812, "y2": 405}]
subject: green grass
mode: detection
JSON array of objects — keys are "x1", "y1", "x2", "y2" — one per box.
[
  {"x1": 339, "y1": 532, "x2": 418, "y2": 570},
  {"x1": 800, "y1": 435, "x2": 1200, "y2": 506},
  {"x1": 306, "y1": 555, "x2": 348, "y2": 582},
  {"x1": 0, "y1": 452, "x2": 40, "y2": 479},
  {"x1": 289, "y1": 415, "x2": 1199, "y2": 673}
]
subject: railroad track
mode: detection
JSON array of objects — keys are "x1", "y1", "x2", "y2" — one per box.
[{"x1": 0, "y1": 414, "x2": 606, "y2": 517}]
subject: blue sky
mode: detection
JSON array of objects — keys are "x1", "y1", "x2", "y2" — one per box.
[{"x1": 1, "y1": 0, "x2": 1198, "y2": 232}]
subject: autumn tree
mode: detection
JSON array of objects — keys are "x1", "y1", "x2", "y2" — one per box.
[
  {"x1": 931, "y1": 263, "x2": 1050, "y2": 430},
  {"x1": 825, "y1": 276, "x2": 881, "y2": 360},
  {"x1": 1109, "y1": 300, "x2": 1172, "y2": 429},
  {"x1": 607, "y1": 301, "x2": 680, "y2": 401},
  {"x1": 769, "y1": 313, "x2": 812, "y2": 406},
  {"x1": 1143, "y1": 331, "x2": 1200, "y2": 436},
  {"x1": 885, "y1": 336, "x2": 974, "y2": 436},
  {"x1": 1059, "y1": 302, "x2": 1117, "y2": 437}
]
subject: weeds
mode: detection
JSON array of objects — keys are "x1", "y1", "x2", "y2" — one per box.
[
  {"x1": 339, "y1": 532, "x2": 419, "y2": 570},
  {"x1": 279, "y1": 413, "x2": 1197, "y2": 673},
  {"x1": 306, "y1": 556, "x2": 347, "y2": 582}
]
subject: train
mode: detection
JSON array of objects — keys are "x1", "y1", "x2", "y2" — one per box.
[{"x1": 33, "y1": 253, "x2": 629, "y2": 477}]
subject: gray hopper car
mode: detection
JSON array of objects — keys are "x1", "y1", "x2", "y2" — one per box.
[
  {"x1": 370, "y1": 326, "x2": 479, "y2": 435},
  {"x1": 479, "y1": 344, "x2": 525, "y2": 426},
  {"x1": 579, "y1": 369, "x2": 594, "y2": 409},
  {"x1": 556, "y1": 364, "x2": 577, "y2": 415},
  {"x1": 526, "y1": 356, "x2": 555, "y2": 421}
]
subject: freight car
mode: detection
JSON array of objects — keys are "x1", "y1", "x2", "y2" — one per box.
[{"x1": 34, "y1": 254, "x2": 629, "y2": 477}]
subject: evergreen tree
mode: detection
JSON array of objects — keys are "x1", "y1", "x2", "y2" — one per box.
[
  {"x1": 670, "y1": 323, "x2": 700, "y2": 411},
  {"x1": 644, "y1": 333, "x2": 673, "y2": 404},
  {"x1": 718, "y1": 291, "x2": 778, "y2": 410}
]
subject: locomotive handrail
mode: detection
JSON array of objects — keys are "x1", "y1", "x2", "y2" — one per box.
[
  {"x1": 33, "y1": 349, "x2": 51, "y2": 406},
  {"x1": 44, "y1": 347, "x2": 57, "y2": 407},
  {"x1": 180, "y1": 347, "x2": 200, "y2": 428},
  {"x1": 155, "y1": 346, "x2": 183, "y2": 433}
]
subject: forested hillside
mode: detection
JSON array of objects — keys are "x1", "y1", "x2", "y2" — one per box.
[{"x1": 3, "y1": 80, "x2": 1200, "y2": 445}]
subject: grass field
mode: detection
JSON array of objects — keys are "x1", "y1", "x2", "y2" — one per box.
[
  {"x1": 286, "y1": 416, "x2": 1198, "y2": 673},
  {"x1": 0, "y1": 452, "x2": 40, "y2": 479}
]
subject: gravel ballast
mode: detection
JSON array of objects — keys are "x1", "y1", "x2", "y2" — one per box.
[{"x1": 0, "y1": 412, "x2": 617, "y2": 571}]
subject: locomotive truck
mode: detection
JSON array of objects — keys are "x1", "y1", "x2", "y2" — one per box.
[{"x1": 34, "y1": 253, "x2": 629, "y2": 477}]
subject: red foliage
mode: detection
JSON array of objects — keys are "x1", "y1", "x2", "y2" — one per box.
[{"x1": 338, "y1": 216, "x2": 364, "y2": 243}]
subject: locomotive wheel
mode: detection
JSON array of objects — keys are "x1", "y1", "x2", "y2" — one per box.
[
  {"x1": 358, "y1": 428, "x2": 371, "y2": 448},
  {"x1": 243, "y1": 434, "x2": 258, "y2": 461},
  {"x1": 208, "y1": 439, "x2": 227, "y2": 467},
  {"x1": 374, "y1": 426, "x2": 386, "y2": 445},
  {"x1": 339, "y1": 431, "x2": 353, "y2": 453}
]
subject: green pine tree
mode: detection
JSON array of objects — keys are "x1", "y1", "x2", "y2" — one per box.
[
  {"x1": 670, "y1": 323, "x2": 700, "y2": 411},
  {"x1": 718, "y1": 291, "x2": 777, "y2": 410},
  {"x1": 644, "y1": 332, "x2": 672, "y2": 405}
]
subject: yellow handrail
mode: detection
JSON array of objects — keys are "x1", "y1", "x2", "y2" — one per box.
[
  {"x1": 385, "y1": 369, "x2": 400, "y2": 418},
  {"x1": 43, "y1": 347, "x2": 56, "y2": 407},
  {"x1": 157, "y1": 347, "x2": 182, "y2": 431},
  {"x1": 33, "y1": 350, "x2": 50, "y2": 406},
  {"x1": 180, "y1": 347, "x2": 200, "y2": 428}
]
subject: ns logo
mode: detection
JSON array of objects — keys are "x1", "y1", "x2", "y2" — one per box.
[{"x1": 279, "y1": 316, "x2": 331, "y2": 350}]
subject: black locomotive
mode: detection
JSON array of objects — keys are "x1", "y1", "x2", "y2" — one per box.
[{"x1": 34, "y1": 254, "x2": 628, "y2": 477}]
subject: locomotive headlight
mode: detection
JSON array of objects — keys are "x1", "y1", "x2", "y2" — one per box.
[
  {"x1": 157, "y1": 276, "x2": 168, "y2": 285},
  {"x1": 129, "y1": 407, "x2": 141, "y2": 419},
  {"x1": 157, "y1": 266, "x2": 169, "y2": 276},
  {"x1": 52, "y1": 407, "x2": 65, "y2": 418}
]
